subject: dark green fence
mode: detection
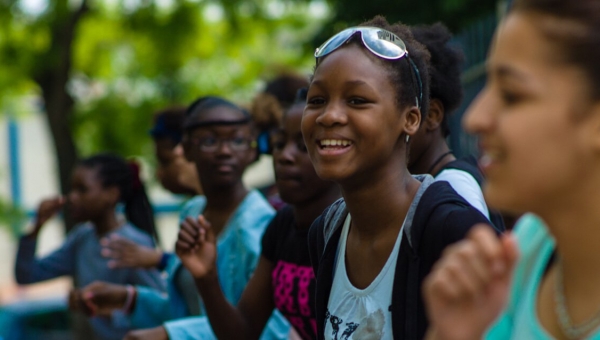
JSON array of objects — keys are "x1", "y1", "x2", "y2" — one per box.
[{"x1": 448, "y1": 13, "x2": 498, "y2": 158}]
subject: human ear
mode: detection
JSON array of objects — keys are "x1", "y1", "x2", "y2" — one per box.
[
  {"x1": 106, "y1": 186, "x2": 121, "y2": 206},
  {"x1": 404, "y1": 105, "x2": 421, "y2": 136},
  {"x1": 424, "y1": 99, "x2": 445, "y2": 132}
]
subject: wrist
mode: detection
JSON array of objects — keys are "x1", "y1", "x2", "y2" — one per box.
[
  {"x1": 121, "y1": 285, "x2": 137, "y2": 314},
  {"x1": 196, "y1": 269, "x2": 218, "y2": 287},
  {"x1": 156, "y1": 252, "x2": 169, "y2": 271}
]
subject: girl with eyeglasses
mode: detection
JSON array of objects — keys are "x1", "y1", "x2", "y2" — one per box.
[
  {"x1": 176, "y1": 91, "x2": 341, "y2": 340},
  {"x1": 76, "y1": 97, "x2": 289, "y2": 340},
  {"x1": 424, "y1": 1, "x2": 600, "y2": 339},
  {"x1": 301, "y1": 16, "x2": 498, "y2": 340}
]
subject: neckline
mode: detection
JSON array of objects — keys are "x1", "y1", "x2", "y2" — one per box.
[
  {"x1": 527, "y1": 225, "x2": 561, "y2": 339},
  {"x1": 337, "y1": 213, "x2": 406, "y2": 296}
]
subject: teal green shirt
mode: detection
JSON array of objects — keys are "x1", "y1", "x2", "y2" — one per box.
[{"x1": 485, "y1": 214, "x2": 600, "y2": 339}]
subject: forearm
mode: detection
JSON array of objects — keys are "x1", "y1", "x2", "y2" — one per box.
[
  {"x1": 195, "y1": 274, "x2": 258, "y2": 340},
  {"x1": 15, "y1": 235, "x2": 51, "y2": 284},
  {"x1": 129, "y1": 286, "x2": 175, "y2": 328},
  {"x1": 15, "y1": 234, "x2": 36, "y2": 283}
]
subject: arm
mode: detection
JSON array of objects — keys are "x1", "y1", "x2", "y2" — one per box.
[
  {"x1": 127, "y1": 262, "x2": 167, "y2": 293},
  {"x1": 442, "y1": 207, "x2": 495, "y2": 246},
  {"x1": 111, "y1": 231, "x2": 167, "y2": 292},
  {"x1": 15, "y1": 197, "x2": 74, "y2": 284},
  {"x1": 100, "y1": 234, "x2": 163, "y2": 270},
  {"x1": 15, "y1": 236, "x2": 76, "y2": 284},
  {"x1": 78, "y1": 277, "x2": 179, "y2": 328},
  {"x1": 176, "y1": 216, "x2": 277, "y2": 340},
  {"x1": 128, "y1": 284, "x2": 180, "y2": 328}
]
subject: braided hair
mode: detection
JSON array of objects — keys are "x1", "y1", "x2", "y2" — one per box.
[{"x1": 79, "y1": 153, "x2": 158, "y2": 244}]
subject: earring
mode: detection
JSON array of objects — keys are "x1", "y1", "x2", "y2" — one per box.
[{"x1": 405, "y1": 134, "x2": 410, "y2": 143}]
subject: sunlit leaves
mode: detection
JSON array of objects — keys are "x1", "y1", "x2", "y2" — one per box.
[{"x1": 66, "y1": 0, "x2": 328, "y2": 158}]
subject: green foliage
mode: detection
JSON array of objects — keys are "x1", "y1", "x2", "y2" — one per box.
[
  {"x1": 67, "y1": 0, "x2": 326, "y2": 158},
  {"x1": 0, "y1": 199, "x2": 27, "y2": 237},
  {"x1": 0, "y1": 0, "x2": 498, "y2": 173}
]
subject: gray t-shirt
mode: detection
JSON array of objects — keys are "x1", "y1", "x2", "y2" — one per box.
[{"x1": 16, "y1": 222, "x2": 166, "y2": 340}]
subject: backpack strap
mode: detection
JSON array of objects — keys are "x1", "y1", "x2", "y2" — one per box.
[{"x1": 322, "y1": 198, "x2": 347, "y2": 253}]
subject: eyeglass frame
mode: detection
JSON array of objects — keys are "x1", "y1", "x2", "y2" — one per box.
[
  {"x1": 187, "y1": 135, "x2": 257, "y2": 153},
  {"x1": 314, "y1": 26, "x2": 423, "y2": 109}
]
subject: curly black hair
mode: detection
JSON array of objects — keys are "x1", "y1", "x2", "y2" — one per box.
[
  {"x1": 411, "y1": 23, "x2": 464, "y2": 137},
  {"x1": 315, "y1": 16, "x2": 431, "y2": 117}
]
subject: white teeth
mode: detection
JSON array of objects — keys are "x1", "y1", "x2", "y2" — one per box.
[
  {"x1": 480, "y1": 151, "x2": 503, "y2": 167},
  {"x1": 480, "y1": 154, "x2": 492, "y2": 167},
  {"x1": 320, "y1": 139, "x2": 352, "y2": 147}
]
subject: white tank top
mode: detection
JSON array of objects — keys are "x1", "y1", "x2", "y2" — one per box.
[{"x1": 324, "y1": 214, "x2": 404, "y2": 340}]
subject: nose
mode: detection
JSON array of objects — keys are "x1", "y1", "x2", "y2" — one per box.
[
  {"x1": 315, "y1": 100, "x2": 347, "y2": 127},
  {"x1": 214, "y1": 140, "x2": 233, "y2": 157},
  {"x1": 463, "y1": 86, "x2": 498, "y2": 135},
  {"x1": 276, "y1": 141, "x2": 296, "y2": 166}
]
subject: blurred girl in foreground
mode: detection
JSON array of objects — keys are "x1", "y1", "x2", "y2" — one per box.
[{"x1": 424, "y1": 1, "x2": 600, "y2": 339}]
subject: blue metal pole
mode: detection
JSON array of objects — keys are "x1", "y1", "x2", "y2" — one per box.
[{"x1": 8, "y1": 117, "x2": 22, "y2": 207}]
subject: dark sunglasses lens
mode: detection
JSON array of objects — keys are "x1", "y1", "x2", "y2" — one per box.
[
  {"x1": 315, "y1": 28, "x2": 355, "y2": 58},
  {"x1": 360, "y1": 28, "x2": 407, "y2": 59}
]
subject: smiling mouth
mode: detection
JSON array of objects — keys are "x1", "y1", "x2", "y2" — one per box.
[
  {"x1": 318, "y1": 139, "x2": 353, "y2": 150},
  {"x1": 276, "y1": 177, "x2": 302, "y2": 184},
  {"x1": 215, "y1": 164, "x2": 235, "y2": 173},
  {"x1": 479, "y1": 150, "x2": 505, "y2": 169}
]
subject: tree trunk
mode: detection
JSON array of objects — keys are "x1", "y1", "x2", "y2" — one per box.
[{"x1": 34, "y1": 1, "x2": 88, "y2": 232}]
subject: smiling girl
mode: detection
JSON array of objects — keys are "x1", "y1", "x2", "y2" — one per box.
[
  {"x1": 302, "y1": 16, "x2": 497, "y2": 340},
  {"x1": 424, "y1": 1, "x2": 600, "y2": 339}
]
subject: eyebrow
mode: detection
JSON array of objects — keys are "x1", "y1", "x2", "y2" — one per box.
[
  {"x1": 493, "y1": 64, "x2": 530, "y2": 83},
  {"x1": 345, "y1": 80, "x2": 369, "y2": 87},
  {"x1": 309, "y1": 79, "x2": 371, "y2": 90}
]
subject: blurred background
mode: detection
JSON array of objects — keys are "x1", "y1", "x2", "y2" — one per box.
[{"x1": 0, "y1": 0, "x2": 506, "y2": 338}]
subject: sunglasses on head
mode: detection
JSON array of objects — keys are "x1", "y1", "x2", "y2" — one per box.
[{"x1": 315, "y1": 26, "x2": 423, "y2": 109}]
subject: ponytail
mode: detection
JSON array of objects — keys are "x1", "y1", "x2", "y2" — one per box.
[
  {"x1": 124, "y1": 161, "x2": 159, "y2": 245},
  {"x1": 79, "y1": 154, "x2": 158, "y2": 245}
]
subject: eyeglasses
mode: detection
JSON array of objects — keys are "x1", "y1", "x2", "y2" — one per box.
[
  {"x1": 189, "y1": 136, "x2": 256, "y2": 153},
  {"x1": 314, "y1": 26, "x2": 423, "y2": 109}
]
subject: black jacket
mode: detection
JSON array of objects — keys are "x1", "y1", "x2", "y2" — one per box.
[{"x1": 308, "y1": 178, "x2": 500, "y2": 340}]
